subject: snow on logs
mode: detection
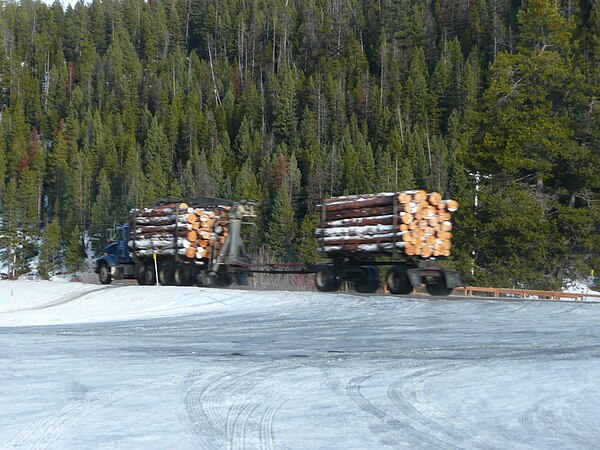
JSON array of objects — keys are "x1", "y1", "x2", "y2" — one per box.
[
  {"x1": 316, "y1": 191, "x2": 458, "y2": 258},
  {"x1": 130, "y1": 202, "x2": 231, "y2": 260}
]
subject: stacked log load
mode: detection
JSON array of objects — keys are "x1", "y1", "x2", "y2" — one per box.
[
  {"x1": 130, "y1": 202, "x2": 231, "y2": 260},
  {"x1": 316, "y1": 191, "x2": 458, "y2": 258}
]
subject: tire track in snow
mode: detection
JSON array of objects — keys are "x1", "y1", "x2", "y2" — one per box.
[
  {"x1": 346, "y1": 371, "x2": 461, "y2": 449},
  {"x1": 3, "y1": 374, "x2": 181, "y2": 450},
  {"x1": 519, "y1": 396, "x2": 554, "y2": 436},
  {"x1": 1, "y1": 285, "x2": 118, "y2": 313},
  {"x1": 184, "y1": 365, "x2": 281, "y2": 449},
  {"x1": 184, "y1": 372, "x2": 224, "y2": 449},
  {"x1": 386, "y1": 363, "x2": 506, "y2": 450},
  {"x1": 387, "y1": 364, "x2": 471, "y2": 447},
  {"x1": 226, "y1": 364, "x2": 303, "y2": 450},
  {"x1": 184, "y1": 363, "x2": 302, "y2": 450},
  {"x1": 258, "y1": 395, "x2": 286, "y2": 450},
  {"x1": 520, "y1": 392, "x2": 600, "y2": 446}
]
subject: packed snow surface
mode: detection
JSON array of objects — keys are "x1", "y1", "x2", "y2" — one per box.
[{"x1": 1, "y1": 281, "x2": 600, "y2": 449}]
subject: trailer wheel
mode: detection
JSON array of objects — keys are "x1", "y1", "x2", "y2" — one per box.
[
  {"x1": 98, "y1": 262, "x2": 112, "y2": 285},
  {"x1": 426, "y1": 277, "x2": 453, "y2": 296},
  {"x1": 386, "y1": 265, "x2": 413, "y2": 295},
  {"x1": 353, "y1": 266, "x2": 380, "y2": 293},
  {"x1": 315, "y1": 266, "x2": 341, "y2": 292}
]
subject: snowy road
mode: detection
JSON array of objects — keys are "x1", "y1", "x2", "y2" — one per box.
[{"x1": 1, "y1": 281, "x2": 600, "y2": 449}]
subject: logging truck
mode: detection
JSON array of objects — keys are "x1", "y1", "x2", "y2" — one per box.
[
  {"x1": 95, "y1": 198, "x2": 256, "y2": 286},
  {"x1": 312, "y1": 191, "x2": 462, "y2": 296},
  {"x1": 95, "y1": 191, "x2": 461, "y2": 296}
]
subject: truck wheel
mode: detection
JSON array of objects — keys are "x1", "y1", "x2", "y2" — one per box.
[
  {"x1": 353, "y1": 266, "x2": 380, "y2": 293},
  {"x1": 174, "y1": 266, "x2": 191, "y2": 286},
  {"x1": 98, "y1": 263, "x2": 112, "y2": 285},
  {"x1": 142, "y1": 264, "x2": 156, "y2": 285},
  {"x1": 386, "y1": 265, "x2": 413, "y2": 295},
  {"x1": 159, "y1": 265, "x2": 175, "y2": 286},
  {"x1": 136, "y1": 265, "x2": 146, "y2": 285},
  {"x1": 196, "y1": 272, "x2": 214, "y2": 287},
  {"x1": 315, "y1": 266, "x2": 341, "y2": 292},
  {"x1": 215, "y1": 273, "x2": 232, "y2": 288},
  {"x1": 426, "y1": 277, "x2": 453, "y2": 296}
]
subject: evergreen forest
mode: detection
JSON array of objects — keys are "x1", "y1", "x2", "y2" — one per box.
[{"x1": 0, "y1": 0, "x2": 598, "y2": 288}]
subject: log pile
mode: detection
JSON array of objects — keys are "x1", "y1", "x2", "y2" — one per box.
[
  {"x1": 316, "y1": 191, "x2": 458, "y2": 258},
  {"x1": 130, "y1": 202, "x2": 231, "y2": 260}
]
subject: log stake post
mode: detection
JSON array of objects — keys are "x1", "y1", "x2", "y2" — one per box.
[
  {"x1": 131, "y1": 207, "x2": 138, "y2": 252},
  {"x1": 320, "y1": 201, "x2": 327, "y2": 254},
  {"x1": 392, "y1": 192, "x2": 399, "y2": 258},
  {"x1": 153, "y1": 252, "x2": 159, "y2": 286},
  {"x1": 174, "y1": 203, "x2": 180, "y2": 262}
]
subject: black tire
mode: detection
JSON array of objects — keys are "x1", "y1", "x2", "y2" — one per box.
[
  {"x1": 159, "y1": 264, "x2": 175, "y2": 286},
  {"x1": 353, "y1": 266, "x2": 380, "y2": 293},
  {"x1": 174, "y1": 266, "x2": 193, "y2": 286},
  {"x1": 136, "y1": 264, "x2": 147, "y2": 285},
  {"x1": 195, "y1": 271, "x2": 211, "y2": 287},
  {"x1": 142, "y1": 264, "x2": 156, "y2": 286},
  {"x1": 386, "y1": 265, "x2": 413, "y2": 295},
  {"x1": 426, "y1": 277, "x2": 453, "y2": 296},
  {"x1": 98, "y1": 263, "x2": 112, "y2": 285},
  {"x1": 315, "y1": 266, "x2": 341, "y2": 292},
  {"x1": 214, "y1": 273, "x2": 233, "y2": 288}
]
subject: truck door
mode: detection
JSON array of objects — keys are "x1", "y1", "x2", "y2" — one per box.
[{"x1": 116, "y1": 227, "x2": 130, "y2": 263}]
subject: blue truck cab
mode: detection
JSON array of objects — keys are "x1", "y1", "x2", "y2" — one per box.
[{"x1": 95, "y1": 225, "x2": 133, "y2": 284}]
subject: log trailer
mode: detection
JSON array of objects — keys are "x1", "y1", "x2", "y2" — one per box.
[
  {"x1": 311, "y1": 191, "x2": 461, "y2": 296},
  {"x1": 95, "y1": 192, "x2": 461, "y2": 296}
]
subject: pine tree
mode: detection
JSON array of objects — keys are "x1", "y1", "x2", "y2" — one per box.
[
  {"x1": 90, "y1": 169, "x2": 113, "y2": 252},
  {"x1": 272, "y1": 69, "x2": 298, "y2": 145},
  {"x1": 18, "y1": 167, "x2": 40, "y2": 240},
  {"x1": 297, "y1": 212, "x2": 321, "y2": 265},
  {"x1": 266, "y1": 184, "x2": 296, "y2": 261},
  {"x1": 386, "y1": 128, "x2": 415, "y2": 191},
  {"x1": 39, "y1": 218, "x2": 62, "y2": 279},
  {"x1": 0, "y1": 178, "x2": 19, "y2": 276},
  {"x1": 66, "y1": 225, "x2": 83, "y2": 274}
]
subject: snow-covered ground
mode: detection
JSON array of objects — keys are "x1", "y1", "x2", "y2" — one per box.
[{"x1": 1, "y1": 281, "x2": 600, "y2": 449}]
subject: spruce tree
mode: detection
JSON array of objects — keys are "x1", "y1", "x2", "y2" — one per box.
[
  {"x1": 272, "y1": 69, "x2": 298, "y2": 146},
  {"x1": 0, "y1": 178, "x2": 19, "y2": 276},
  {"x1": 39, "y1": 218, "x2": 62, "y2": 279},
  {"x1": 266, "y1": 184, "x2": 296, "y2": 261},
  {"x1": 297, "y1": 213, "x2": 321, "y2": 265},
  {"x1": 66, "y1": 225, "x2": 82, "y2": 275},
  {"x1": 90, "y1": 170, "x2": 113, "y2": 252}
]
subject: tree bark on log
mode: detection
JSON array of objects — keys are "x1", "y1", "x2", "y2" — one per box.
[
  {"x1": 132, "y1": 208, "x2": 177, "y2": 217},
  {"x1": 134, "y1": 231, "x2": 189, "y2": 239},
  {"x1": 134, "y1": 249, "x2": 188, "y2": 257},
  {"x1": 319, "y1": 232, "x2": 407, "y2": 246},
  {"x1": 134, "y1": 215, "x2": 188, "y2": 225},
  {"x1": 129, "y1": 238, "x2": 192, "y2": 250},
  {"x1": 319, "y1": 241, "x2": 407, "y2": 254},
  {"x1": 316, "y1": 223, "x2": 397, "y2": 237},
  {"x1": 134, "y1": 224, "x2": 192, "y2": 234}
]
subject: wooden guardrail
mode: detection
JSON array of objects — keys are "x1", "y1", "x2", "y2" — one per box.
[{"x1": 455, "y1": 286, "x2": 600, "y2": 301}]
